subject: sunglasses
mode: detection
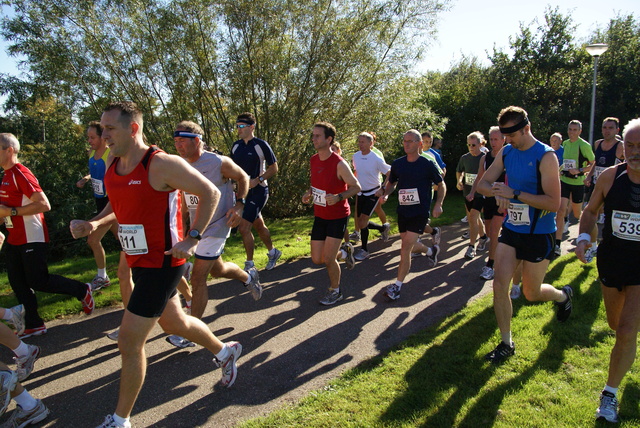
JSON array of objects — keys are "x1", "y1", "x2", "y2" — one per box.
[{"x1": 236, "y1": 124, "x2": 251, "y2": 129}]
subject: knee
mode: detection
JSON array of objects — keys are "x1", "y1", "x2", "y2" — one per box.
[
  {"x1": 615, "y1": 322, "x2": 639, "y2": 344},
  {"x1": 522, "y1": 287, "x2": 543, "y2": 302},
  {"x1": 238, "y1": 221, "x2": 252, "y2": 234},
  {"x1": 87, "y1": 234, "x2": 102, "y2": 248},
  {"x1": 311, "y1": 254, "x2": 324, "y2": 265}
]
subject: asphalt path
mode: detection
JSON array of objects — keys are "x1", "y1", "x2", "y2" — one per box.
[{"x1": 0, "y1": 221, "x2": 581, "y2": 427}]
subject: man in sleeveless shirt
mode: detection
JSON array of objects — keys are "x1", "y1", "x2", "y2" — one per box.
[
  {"x1": 576, "y1": 118, "x2": 640, "y2": 423},
  {"x1": 302, "y1": 122, "x2": 361, "y2": 305},
  {"x1": 70, "y1": 102, "x2": 242, "y2": 428},
  {"x1": 477, "y1": 106, "x2": 573, "y2": 364}
]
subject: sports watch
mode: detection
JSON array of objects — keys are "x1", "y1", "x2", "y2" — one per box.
[{"x1": 188, "y1": 229, "x2": 202, "y2": 240}]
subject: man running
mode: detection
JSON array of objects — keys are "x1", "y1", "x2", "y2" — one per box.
[
  {"x1": 477, "y1": 106, "x2": 573, "y2": 364},
  {"x1": 71, "y1": 102, "x2": 241, "y2": 428}
]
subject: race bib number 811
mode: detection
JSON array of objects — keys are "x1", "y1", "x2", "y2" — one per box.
[{"x1": 118, "y1": 224, "x2": 149, "y2": 255}]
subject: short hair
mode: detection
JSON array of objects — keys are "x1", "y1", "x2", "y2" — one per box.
[
  {"x1": 467, "y1": 131, "x2": 485, "y2": 145},
  {"x1": 568, "y1": 119, "x2": 582, "y2": 129},
  {"x1": 314, "y1": 122, "x2": 336, "y2": 143},
  {"x1": 488, "y1": 126, "x2": 501, "y2": 135},
  {"x1": 497, "y1": 106, "x2": 528, "y2": 127},
  {"x1": 421, "y1": 131, "x2": 432, "y2": 139},
  {"x1": 0, "y1": 133, "x2": 20, "y2": 153},
  {"x1": 404, "y1": 129, "x2": 422, "y2": 142},
  {"x1": 88, "y1": 120, "x2": 103, "y2": 137},
  {"x1": 358, "y1": 132, "x2": 374, "y2": 143},
  {"x1": 103, "y1": 101, "x2": 143, "y2": 127},
  {"x1": 550, "y1": 132, "x2": 563, "y2": 141},
  {"x1": 603, "y1": 117, "x2": 620, "y2": 128},
  {"x1": 330, "y1": 141, "x2": 341, "y2": 154},
  {"x1": 622, "y1": 118, "x2": 640, "y2": 141},
  {"x1": 368, "y1": 131, "x2": 378, "y2": 142},
  {"x1": 236, "y1": 112, "x2": 256, "y2": 125},
  {"x1": 176, "y1": 121, "x2": 204, "y2": 137}
]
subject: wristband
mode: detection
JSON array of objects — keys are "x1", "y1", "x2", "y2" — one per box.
[{"x1": 576, "y1": 233, "x2": 591, "y2": 244}]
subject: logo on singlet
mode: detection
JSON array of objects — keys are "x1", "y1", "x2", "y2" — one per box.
[{"x1": 128, "y1": 180, "x2": 142, "y2": 185}]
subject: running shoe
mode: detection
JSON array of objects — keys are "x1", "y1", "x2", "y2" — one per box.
[
  {"x1": 166, "y1": 335, "x2": 195, "y2": 349},
  {"x1": 244, "y1": 267, "x2": 262, "y2": 301},
  {"x1": 411, "y1": 251, "x2": 424, "y2": 258},
  {"x1": 464, "y1": 246, "x2": 476, "y2": 260},
  {"x1": 96, "y1": 414, "x2": 131, "y2": 428},
  {"x1": 381, "y1": 223, "x2": 391, "y2": 242},
  {"x1": 462, "y1": 230, "x2": 470, "y2": 239},
  {"x1": 479, "y1": 266, "x2": 494, "y2": 280},
  {"x1": 348, "y1": 231, "x2": 360, "y2": 244},
  {"x1": 90, "y1": 274, "x2": 111, "y2": 291},
  {"x1": 554, "y1": 244, "x2": 561, "y2": 257},
  {"x1": 563, "y1": 219, "x2": 570, "y2": 234},
  {"x1": 265, "y1": 248, "x2": 282, "y2": 270},
  {"x1": 2, "y1": 399, "x2": 49, "y2": 427},
  {"x1": 485, "y1": 341, "x2": 515, "y2": 364},
  {"x1": 555, "y1": 285, "x2": 573, "y2": 322},
  {"x1": 7, "y1": 305, "x2": 25, "y2": 336},
  {"x1": 0, "y1": 370, "x2": 17, "y2": 418},
  {"x1": 14, "y1": 344, "x2": 40, "y2": 382},
  {"x1": 354, "y1": 248, "x2": 369, "y2": 261},
  {"x1": 584, "y1": 246, "x2": 597, "y2": 263},
  {"x1": 214, "y1": 341, "x2": 242, "y2": 387},
  {"x1": 183, "y1": 261, "x2": 193, "y2": 282},
  {"x1": 383, "y1": 284, "x2": 401, "y2": 301},
  {"x1": 18, "y1": 326, "x2": 47, "y2": 340},
  {"x1": 596, "y1": 391, "x2": 619, "y2": 423},
  {"x1": 81, "y1": 283, "x2": 95, "y2": 315},
  {"x1": 319, "y1": 289, "x2": 343, "y2": 305},
  {"x1": 106, "y1": 329, "x2": 119, "y2": 341},
  {"x1": 427, "y1": 245, "x2": 440, "y2": 267},
  {"x1": 477, "y1": 236, "x2": 490, "y2": 251},
  {"x1": 461, "y1": 216, "x2": 468, "y2": 223},
  {"x1": 597, "y1": 213, "x2": 606, "y2": 224},
  {"x1": 510, "y1": 284, "x2": 522, "y2": 300},
  {"x1": 431, "y1": 227, "x2": 441, "y2": 246},
  {"x1": 341, "y1": 243, "x2": 355, "y2": 270}
]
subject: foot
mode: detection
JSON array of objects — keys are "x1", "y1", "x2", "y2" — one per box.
[
  {"x1": 479, "y1": 266, "x2": 494, "y2": 280},
  {"x1": 18, "y1": 325, "x2": 47, "y2": 339},
  {"x1": 341, "y1": 242, "x2": 355, "y2": 270},
  {"x1": 14, "y1": 344, "x2": 40, "y2": 382},
  {"x1": 555, "y1": 286, "x2": 573, "y2": 322},
  {"x1": 166, "y1": 335, "x2": 196, "y2": 349},
  {"x1": 266, "y1": 248, "x2": 282, "y2": 270},
  {"x1": 431, "y1": 227, "x2": 441, "y2": 246},
  {"x1": 106, "y1": 329, "x2": 119, "y2": 341},
  {"x1": 464, "y1": 246, "x2": 476, "y2": 260},
  {"x1": 215, "y1": 341, "x2": 242, "y2": 387},
  {"x1": 477, "y1": 236, "x2": 490, "y2": 251},
  {"x1": 461, "y1": 216, "x2": 468, "y2": 223},
  {"x1": 381, "y1": 223, "x2": 391, "y2": 242},
  {"x1": 510, "y1": 284, "x2": 522, "y2": 300},
  {"x1": 462, "y1": 230, "x2": 470, "y2": 239},
  {"x1": 90, "y1": 274, "x2": 111, "y2": 291},
  {"x1": 244, "y1": 267, "x2": 262, "y2": 300},
  {"x1": 484, "y1": 341, "x2": 515, "y2": 364},
  {"x1": 383, "y1": 284, "x2": 401, "y2": 301},
  {"x1": 7, "y1": 304, "x2": 25, "y2": 336},
  {"x1": 427, "y1": 245, "x2": 440, "y2": 267},
  {"x1": 81, "y1": 283, "x2": 95, "y2": 315},
  {"x1": 3, "y1": 399, "x2": 49, "y2": 427},
  {"x1": 0, "y1": 370, "x2": 18, "y2": 418},
  {"x1": 319, "y1": 289, "x2": 344, "y2": 306},
  {"x1": 596, "y1": 391, "x2": 619, "y2": 423},
  {"x1": 349, "y1": 231, "x2": 360, "y2": 244},
  {"x1": 354, "y1": 248, "x2": 369, "y2": 261}
]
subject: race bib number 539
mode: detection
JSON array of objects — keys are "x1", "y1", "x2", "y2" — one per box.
[{"x1": 612, "y1": 210, "x2": 640, "y2": 242}]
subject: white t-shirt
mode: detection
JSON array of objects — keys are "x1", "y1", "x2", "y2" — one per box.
[{"x1": 352, "y1": 150, "x2": 391, "y2": 195}]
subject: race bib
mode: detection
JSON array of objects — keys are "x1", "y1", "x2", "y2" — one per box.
[
  {"x1": 464, "y1": 173, "x2": 477, "y2": 186},
  {"x1": 593, "y1": 166, "x2": 606, "y2": 182},
  {"x1": 399, "y1": 188, "x2": 420, "y2": 205},
  {"x1": 562, "y1": 159, "x2": 577, "y2": 171},
  {"x1": 185, "y1": 193, "x2": 199, "y2": 209},
  {"x1": 4, "y1": 217, "x2": 12, "y2": 228},
  {"x1": 611, "y1": 210, "x2": 640, "y2": 242},
  {"x1": 118, "y1": 224, "x2": 149, "y2": 255},
  {"x1": 91, "y1": 178, "x2": 105, "y2": 196},
  {"x1": 506, "y1": 203, "x2": 531, "y2": 226},
  {"x1": 311, "y1": 187, "x2": 326, "y2": 207}
]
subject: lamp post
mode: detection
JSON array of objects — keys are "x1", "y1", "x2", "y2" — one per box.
[{"x1": 585, "y1": 43, "x2": 608, "y2": 146}]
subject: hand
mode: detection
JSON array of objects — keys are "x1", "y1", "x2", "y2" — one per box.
[
  {"x1": 379, "y1": 195, "x2": 388, "y2": 206},
  {"x1": 491, "y1": 182, "x2": 514, "y2": 199},
  {"x1": 225, "y1": 204, "x2": 243, "y2": 227},
  {"x1": 568, "y1": 168, "x2": 580, "y2": 176},
  {"x1": 456, "y1": 182, "x2": 463, "y2": 191},
  {"x1": 584, "y1": 176, "x2": 592, "y2": 187},
  {"x1": 164, "y1": 238, "x2": 197, "y2": 259},
  {"x1": 325, "y1": 194, "x2": 340, "y2": 206},
  {"x1": 465, "y1": 193, "x2": 474, "y2": 202},
  {"x1": 302, "y1": 191, "x2": 311, "y2": 204},
  {"x1": 495, "y1": 195, "x2": 510, "y2": 212},
  {"x1": 76, "y1": 178, "x2": 88, "y2": 188},
  {"x1": 432, "y1": 203, "x2": 443, "y2": 218},
  {"x1": 249, "y1": 178, "x2": 260, "y2": 189},
  {"x1": 574, "y1": 240, "x2": 591, "y2": 263},
  {"x1": 70, "y1": 219, "x2": 95, "y2": 239}
]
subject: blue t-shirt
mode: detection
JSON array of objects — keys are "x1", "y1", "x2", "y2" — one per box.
[
  {"x1": 389, "y1": 156, "x2": 443, "y2": 218},
  {"x1": 230, "y1": 138, "x2": 277, "y2": 183},
  {"x1": 428, "y1": 148, "x2": 446, "y2": 169},
  {"x1": 502, "y1": 142, "x2": 557, "y2": 234},
  {"x1": 554, "y1": 146, "x2": 564, "y2": 165},
  {"x1": 88, "y1": 148, "x2": 110, "y2": 199}
]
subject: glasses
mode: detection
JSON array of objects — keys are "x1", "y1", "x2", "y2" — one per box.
[
  {"x1": 467, "y1": 144, "x2": 477, "y2": 147},
  {"x1": 236, "y1": 124, "x2": 251, "y2": 129}
]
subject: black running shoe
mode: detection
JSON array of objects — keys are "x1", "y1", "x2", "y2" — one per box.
[
  {"x1": 484, "y1": 341, "x2": 515, "y2": 364},
  {"x1": 555, "y1": 285, "x2": 573, "y2": 322}
]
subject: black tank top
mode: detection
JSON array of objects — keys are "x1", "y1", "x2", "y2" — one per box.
[{"x1": 602, "y1": 164, "x2": 640, "y2": 251}]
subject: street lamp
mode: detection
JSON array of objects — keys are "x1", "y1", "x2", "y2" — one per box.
[{"x1": 586, "y1": 43, "x2": 608, "y2": 145}]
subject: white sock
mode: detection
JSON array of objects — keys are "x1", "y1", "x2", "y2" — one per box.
[
  {"x1": 426, "y1": 247, "x2": 433, "y2": 256},
  {"x1": 215, "y1": 344, "x2": 230, "y2": 361},
  {"x1": 112, "y1": 413, "x2": 130, "y2": 428},
  {"x1": 13, "y1": 390, "x2": 38, "y2": 411},
  {"x1": 395, "y1": 280, "x2": 403, "y2": 290},
  {"x1": 603, "y1": 385, "x2": 618, "y2": 396},
  {"x1": 185, "y1": 300, "x2": 192, "y2": 307},
  {"x1": 501, "y1": 331, "x2": 512, "y2": 346},
  {"x1": 340, "y1": 249, "x2": 347, "y2": 260},
  {"x1": 97, "y1": 268, "x2": 107, "y2": 278},
  {"x1": 12, "y1": 341, "x2": 30, "y2": 359}
]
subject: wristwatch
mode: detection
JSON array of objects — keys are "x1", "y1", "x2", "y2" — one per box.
[
  {"x1": 513, "y1": 190, "x2": 521, "y2": 201},
  {"x1": 258, "y1": 176, "x2": 265, "y2": 183},
  {"x1": 188, "y1": 229, "x2": 202, "y2": 240},
  {"x1": 10, "y1": 207, "x2": 17, "y2": 216}
]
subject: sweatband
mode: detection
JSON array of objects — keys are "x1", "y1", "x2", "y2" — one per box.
[
  {"x1": 173, "y1": 131, "x2": 202, "y2": 139},
  {"x1": 499, "y1": 118, "x2": 529, "y2": 134},
  {"x1": 577, "y1": 233, "x2": 591, "y2": 244},
  {"x1": 237, "y1": 117, "x2": 255, "y2": 125}
]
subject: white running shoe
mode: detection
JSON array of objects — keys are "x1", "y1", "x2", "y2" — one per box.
[
  {"x1": 461, "y1": 216, "x2": 468, "y2": 223},
  {"x1": 380, "y1": 223, "x2": 391, "y2": 242},
  {"x1": 479, "y1": 266, "x2": 494, "y2": 280},
  {"x1": 354, "y1": 248, "x2": 369, "y2": 261},
  {"x1": 510, "y1": 284, "x2": 522, "y2": 300},
  {"x1": 106, "y1": 329, "x2": 119, "y2": 341},
  {"x1": 244, "y1": 267, "x2": 262, "y2": 300},
  {"x1": 166, "y1": 335, "x2": 195, "y2": 349},
  {"x1": 0, "y1": 370, "x2": 17, "y2": 418},
  {"x1": 14, "y1": 344, "x2": 40, "y2": 382},
  {"x1": 7, "y1": 305, "x2": 25, "y2": 336},
  {"x1": 3, "y1": 399, "x2": 49, "y2": 427},
  {"x1": 215, "y1": 342, "x2": 242, "y2": 387},
  {"x1": 597, "y1": 213, "x2": 606, "y2": 224},
  {"x1": 266, "y1": 248, "x2": 282, "y2": 270}
]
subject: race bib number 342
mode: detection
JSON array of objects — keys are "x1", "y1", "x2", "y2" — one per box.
[{"x1": 399, "y1": 188, "x2": 420, "y2": 205}]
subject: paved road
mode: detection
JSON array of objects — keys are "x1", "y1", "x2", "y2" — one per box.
[{"x1": 0, "y1": 222, "x2": 580, "y2": 427}]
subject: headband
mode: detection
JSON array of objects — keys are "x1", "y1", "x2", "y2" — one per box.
[
  {"x1": 237, "y1": 117, "x2": 255, "y2": 125},
  {"x1": 499, "y1": 117, "x2": 529, "y2": 134},
  {"x1": 173, "y1": 131, "x2": 202, "y2": 139}
]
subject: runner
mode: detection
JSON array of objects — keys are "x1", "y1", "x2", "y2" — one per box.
[
  {"x1": 575, "y1": 118, "x2": 640, "y2": 423},
  {"x1": 302, "y1": 122, "x2": 360, "y2": 305},
  {"x1": 230, "y1": 113, "x2": 282, "y2": 270},
  {"x1": 379, "y1": 129, "x2": 445, "y2": 301},
  {"x1": 70, "y1": 102, "x2": 241, "y2": 428},
  {"x1": 0, "y1": 133, "x2": 94, "y2": 339},
  {"x1": 477, "y1": 106, "x2": 573, "y2": 364}
]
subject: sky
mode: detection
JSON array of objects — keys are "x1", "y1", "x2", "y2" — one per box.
[{"x1": 0, "y1": 1, "x2": 637, "y2": 78}]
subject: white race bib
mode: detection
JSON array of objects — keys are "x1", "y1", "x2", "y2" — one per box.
[
  {"x1": 562, "y1": 159, "x2": 577, "y2": 171},
  {"x1": 4, "y1": 217, "x2": 13, "y2": 228},
  {"x1": 311, "y1": 187, "x2": 327, "y2": 207},
  {"x1": 91, "y1": 178, "x2": 105, "y2": 196},
  {"x1": 611, "y1": 210, "x2": 640, "y2": 242},
  {"x1": 593, "y1": 166, "x2": 606, "y2": 182},
  {"x1": 507, "y1": 203, "x2": 531, "y2": 226},
  {"x1": 118, "y1": 224, "x2": 149, "y2": 255},
  {"x1": 184, "y1": 193, "x2": 199, "y2": 209},
  {"x1": 464, "y1": 173, "x2": 477, "y2": 186},
  {"x1": 399, "y1": 188, "x2": 420, "y2": 205}
]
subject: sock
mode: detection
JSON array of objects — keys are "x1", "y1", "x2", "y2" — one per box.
[
  {"x1": 12, "y1": 341, "x2": 30, "y2": 359},
  {"x1": 97, "y1": 268, "x2": 107, "y2": 278},
  {"x1": 268, "y1": 248, "x2": 276, "y2": 256},
  {"x1": 480, "y1": 234, "x2": 487, "y2": 240},
  {"x1": 512, "y1": 283, "x2": 520, "y2": 288},
  {"x1": 246, "y1": 260, "x2": 254, "y2": 267},
  {"x1": 112, "y1": 413, "x2": 130, "y2": 428},
  {"x1": 501, "y1": 331, "x2": 512, "y2": 346},
  {"x1": 215, "y1": 344, "x2": 230, "y2": 361},
  {"x1": 367, "y1": 221, "x2": 384, "y2": 231},
  {"x1": 487, "y1": 259, "x2": 494, "y2": 269},
  {"x1": 426, "y1": 247, "x2": 433, "y2": 256},
  {"x1": 361, "y1": 227, "x2": 369, "y2": 251},
  {"x1": 395, "y1": 280, "x2": 403, "y2": 290},
  {"x1": 185, "y1": 300, "x2": 192, "y2": 307},
  {"x1": 13, "y1": 390, "x2": 38, "y2": 412},
  {"x1": 469, "y1": 244, "x2": 475, "y2": 249},
  {"x1": 603, "y1": 385, "x2": 618, "y2": 396},
  {"x1": 339, "y1": 249, "x2": 347, "y2": 260}
]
